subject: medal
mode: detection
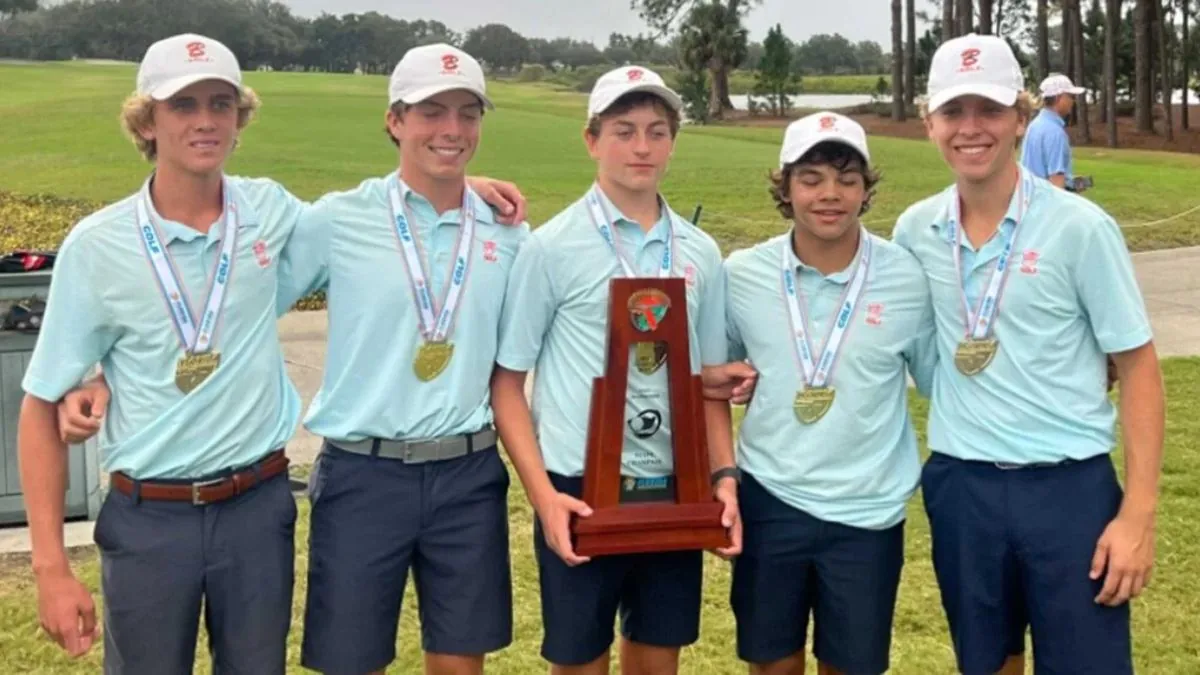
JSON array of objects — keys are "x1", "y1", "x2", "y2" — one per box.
[
  {"x1": 136, "y1": 177, "x2": 240, "y2": 395},
  {"x1": 793, "y1": 387, "x2": 835, "y2": 424},
  {"x1": 948, "y1": 169, "x2": 1032, "y2": 376},
  {"x1": 780, "y1": 230, "x2": 872, "y2": 424},
  {"x1": 588, "y1": 185, "x2": 679, "y2": 382},
  {"x1": 414, "y1": 342, "x2": 454, "y2": 381},
  {"x1": 634, "y1": 341, "x2": 667, "y2": 375},
  {"x1": 954, "y1": 338, "x2": 998, "y2": 376},
  {"x1": 388, "y1": 176, "x2": 476, "y2": 384},
  {"x1": 176, "y1": 352, "x2": 221, "y2": 393}
]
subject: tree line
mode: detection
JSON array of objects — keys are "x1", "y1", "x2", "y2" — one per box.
[
  {"x1": 0, "y1": 0, "x2": 884, "y2": 77},
  {"x1": 888, "y1": 0, "x2": 1198, "y2": 146}
]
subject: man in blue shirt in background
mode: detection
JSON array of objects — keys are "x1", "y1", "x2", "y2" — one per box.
[{"x1": 1021, "y1": 73, "x2": 1088, "y2": 192}]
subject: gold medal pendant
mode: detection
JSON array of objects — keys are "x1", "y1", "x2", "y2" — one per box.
[
  {"x1": 954, "y1": 338, "x2": 999, "y2": 376},
  {"x1": 793, "y1": 387, "x2": 835, "y2": 424},
  {"x1": 414, "y1": 342, "x2": 454, "y2": 382},
  {"x1": 634, "y1": 341, "x2": 667, "y2": 375},
  {"x1": 175, "y1": 351, "x2": 221, "y2": 394}
]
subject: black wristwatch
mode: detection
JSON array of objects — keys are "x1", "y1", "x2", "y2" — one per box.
[{"x1": 711, "y1": 466, "x2": 742, "y2": 486}]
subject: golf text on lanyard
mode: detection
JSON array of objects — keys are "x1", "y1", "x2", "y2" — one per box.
[
  {"x1": 780, "y1": 231, "x2": 872, "y2": 424},
  {"x1": 586, "y1": 184, "x2": 677, "y2": 376},
  {"x1": 136, "y1": 179, "x2": 239, "y2": 394},
  {"x1": 949, "y1": 169, "x2": 1033, "y2": 376},
  {"x1": 388, "y1": 175, "x2": 477, "y2": 382}
]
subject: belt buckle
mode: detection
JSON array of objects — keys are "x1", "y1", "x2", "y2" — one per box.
[{"x1": 191, "y1": 477, "x2": 226, "y2": 505}]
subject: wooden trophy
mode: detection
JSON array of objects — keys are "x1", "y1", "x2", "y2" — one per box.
[{"x1": 572, "y1": 277, "x2": 731, "y2": 557}]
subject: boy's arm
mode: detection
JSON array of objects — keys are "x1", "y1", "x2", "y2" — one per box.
[
  {"x1": 904, "y1": 275, "x2": 939, "y2": 397},
  {"x1": 275, "y1": 199, "x2": 331, "y2": 316},
  {"x1": 698, "y1": 251, "x2": 742, "y2": 558},
  {"x1": 492, "y1": 237, "x2": 593, "y2": 565},
  {"x1": 1073, "y1": 216, "x2": 1164, "y2": 607},
  {"x1": 19, "y1": 233, "x2": 111, "y2": 657}
]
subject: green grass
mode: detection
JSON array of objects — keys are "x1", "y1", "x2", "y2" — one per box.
[
  {"x1": 1, "y1": 62, "x2": 1199, "y2": 255},
  {"x1": 2, "y1": 358, "x2": 1199, "y2": 673}
]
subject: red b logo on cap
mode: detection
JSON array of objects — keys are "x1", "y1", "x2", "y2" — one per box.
[
  {"x1": 819, "y1": 115, "x2": 837, "y2": 131},
  {"x1": 441, "y1": 54, "x2": 459, "y2": 74},
  {"x1": 960, "y1": 48, "x2": 981, "y2": 69},
  {"x1": 186, "y1": 41, "x2": 207, "y2": 61},
  {"x1": 627, "y1": 68, "x2": 644, "y2": 81}
]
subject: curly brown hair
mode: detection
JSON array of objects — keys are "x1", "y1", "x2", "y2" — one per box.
[{"x1": 768, "y1": 142, "x2": 881, "y2": 220}]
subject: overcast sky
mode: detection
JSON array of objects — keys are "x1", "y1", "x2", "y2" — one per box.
[{"x1": 278, "y1": 0, "x2": 914, "y2": 48}]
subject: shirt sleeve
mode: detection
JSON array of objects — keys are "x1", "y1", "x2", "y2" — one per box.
[
  {"x1": 697, "y1": 247, "x2": 728, "y2": 367},
  {"x1": 722, "y1": 261, "x2": 748, "y2": 363},
  {"x1": 1074, "y1": 214, "x2": 1153, "y2": 353},
  {"x1": 275, "y1": 199, "x2": 332, "y2": 316},
  {"x1": 495, "y1": 235, "x2": 558, "y2": 372},
  {"x1": 891, "y1": 212, "x2": 916, "y2": 253},
  {"x1": 22, "y1": 231, "x2": 118, "y2": 402},
  {"x1": 904, "y1": 274, "x2": 939, "y2": 397}
]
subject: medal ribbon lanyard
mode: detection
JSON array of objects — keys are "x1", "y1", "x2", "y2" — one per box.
[
  {"x1": 387, "y1": 175, "x2": 477, "y2": 342},
  {"x1": 585, "y1": 184, "x2": 675, "y2": 278},
  {"x1": 136, "y1": 180, "x2": 239, "y2": 355},
  {"x1": 950, "y1": 170, "x2": 1033, "y2": 340},
  {"x1": 779, "y1": 231, "x2": 872, "y2": 388}
]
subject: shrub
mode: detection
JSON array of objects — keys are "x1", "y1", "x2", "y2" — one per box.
[{"x1": 517, "y1": 63, "x2": 547, "y2": 82}]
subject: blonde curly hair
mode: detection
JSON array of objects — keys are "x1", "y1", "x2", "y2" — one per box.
[{"x1": 119, "y1": 86, "x2": 262, "y2": 161}]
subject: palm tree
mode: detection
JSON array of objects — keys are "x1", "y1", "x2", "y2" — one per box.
[
  {"x1": 1134, "y1": 0, "x2": 1153, "y2": 132},
  {"x1": 906, "y1": 0, "x2": 916, "y2": 105},
  {"x1": 1184, "y1": 0, "x2": 1191, "y2": 130},
  {"x1": 893, "y1": 0, "x2": 906, "y2": 120},
  {"x1": 1105, "y1": 0, "x2": 1120, "y2": 146},
  {"x1": 1037, "y1": 0, "x2": 1051, "y2": 81},
  {"x1": 1069, "y1": 0, "x2": 1092, "y2": 142},
  {"x1": 1155, "y1": 0, "x2": 1174, "y2": 140},
  {"x1": 957, "y1": 0, "x2": 974, "y2": 33},
  {"x1": 678, "y1": 1, "x2": 748, "y2": 120}
]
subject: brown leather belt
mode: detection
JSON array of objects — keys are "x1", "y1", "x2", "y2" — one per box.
[{"x1": 110, "y1": 450, "x2": 289, "y2": 506}]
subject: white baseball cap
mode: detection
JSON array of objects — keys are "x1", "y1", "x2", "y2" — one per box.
[
  {"x1": 587, "y1": 65, "x2": 683, "y2": 118},
  {"x1": 388, "y1": 44, "x2": 492, "y2": 109},
  {"x1": 779, "y1": 112, "x2": 870, "y2": 168},
  {"x1": 136, "y1": 33, "x2": 243, "y2": 100},
  {"x1": 926, "y1": 33, "x2": 1025, "y2": 112},
  {"x1": 1039, "y1": 73, "x2": 1086, "y2": 97}
]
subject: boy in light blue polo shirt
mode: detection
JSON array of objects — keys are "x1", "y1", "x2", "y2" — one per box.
[
  {"x1": 895, "y1": 33, "x2": 1165, "y2": 675},
  {"x1": 274, "y1": 44, "x2": 528, "y2": 675},
  {"x1": 18, "y1": 34, "x2": 305, "y2": 674},
  {"x1": 490, "y1": 66, "x2": 740, "y2": 674},
  {"x1": 724, "y1": 112, "x2": 935, "y2": 675}
]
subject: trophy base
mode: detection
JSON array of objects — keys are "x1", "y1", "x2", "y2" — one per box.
[{"x1": 573, "y1": 501, "x2": 730, "y2": 557}]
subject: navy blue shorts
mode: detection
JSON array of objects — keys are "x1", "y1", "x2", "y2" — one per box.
[
  {"x1": 731, "y1": 473, "x2": 904, "y2": 674},
  {"x1": 94, "y1": 460, "x2": 296, "y2": 675},
  {"x1": 922, "y1": 452, "x2": 1132, "y2": 675},
  {"x1": 534, "y1": 472, "x2": 703, "y2": 666},
  {"x1": 300, "y1": 442, "x2": 513, "y2": 675}
]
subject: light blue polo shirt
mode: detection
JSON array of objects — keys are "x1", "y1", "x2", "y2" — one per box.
[
  {"x1": 23, "y1": 176, "x2": 306, "y2": 479},
  {"x1": 725, "y1": 231, "x2": 936, "y2": 530},
  {"x1": 496, "y1": 189, "x2": 727, "y2": 478},
  {"x1": 276, "y1": 174, "x2": 529, "y2": 443},
  {"x1": 1020, "y1": 109, "x2": 1073, "y2": 181},
  {"x1": 893, "y1": 167, "x2": 1152, "y2": 464}
]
